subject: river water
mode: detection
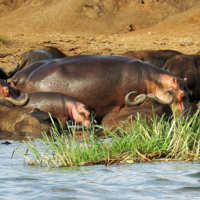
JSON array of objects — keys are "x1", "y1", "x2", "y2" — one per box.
[{"x1": 1, "y1": 140, "x2": 200, "y2": 200}]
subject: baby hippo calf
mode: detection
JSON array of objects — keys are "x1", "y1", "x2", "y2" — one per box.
[{"x1": 16, "y1": 92, "x2": 94, "y2": 128}]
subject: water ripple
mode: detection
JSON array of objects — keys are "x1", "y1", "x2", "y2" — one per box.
[{"x1": 1, "y1": 141, "x2": 200, "y2": 199}]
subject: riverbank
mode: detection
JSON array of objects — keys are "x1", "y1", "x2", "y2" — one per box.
[
  {"x1": 1, "y1": 0, "x2": 200, "y2": 71},
  {"x1": 14, "y1": 109, "x2": 200, "y2": 167}
]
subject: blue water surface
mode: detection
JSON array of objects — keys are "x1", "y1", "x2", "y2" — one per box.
[{"x1": 1, "y1": 140, "x2": 200, "y2": 200}]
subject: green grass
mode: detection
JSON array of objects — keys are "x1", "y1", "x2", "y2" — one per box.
[
  {"x1": 0, "y1": 35, "x2": 11, "y2": 46},
  {"x1": 13, "y1": 108, "x2": 200, "y2": 167}
]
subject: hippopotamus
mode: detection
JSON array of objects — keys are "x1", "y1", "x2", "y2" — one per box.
[
  {"x1": 17, "y1": 46, "x2": 67, "y2": 70},
  {"x1": 20, "y1": 55, "x2": 193, "y2": 121},
  {"x1": 10, "y1": 60, "x2": 56, "y2": 92},
  {"x1": 16, "y1": 92, "x2": 94, "y2": 128}
]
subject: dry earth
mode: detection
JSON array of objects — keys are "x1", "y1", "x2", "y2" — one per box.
[{"x1": 1, "y1": 0, "x2": 200, "y2": 71}]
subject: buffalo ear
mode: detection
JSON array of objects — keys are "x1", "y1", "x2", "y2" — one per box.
[
  {"x1": 2, "y1": 86, "x2": 9, "y2": 96},
  {"x1": 184, "y1": 77, "x2": 187, "y2": 82}
]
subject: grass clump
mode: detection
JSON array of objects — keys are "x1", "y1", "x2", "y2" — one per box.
[
  {"x1": 0, "y1": 35, "x2": 11, "y2": 46},
  {"x1": 13, "y1": 109, "x2": 200, "y2": 167}
]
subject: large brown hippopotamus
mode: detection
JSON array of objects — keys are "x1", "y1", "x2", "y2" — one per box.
[
  {"x1": 16, "y1": 92, "x2": 94, "y2": 128},
  {"x1": 14, "y1": 55, "x2": 192, "y2": 120},
  {"x1": 163, "y1": 54, "x2": 200, "y2": 102},
  {"x1": 10, "y1": 60, "x2": 56, "y2": 91},
  {"x1": 21, "y1": 55, "x2": 193, "y2": 121}
]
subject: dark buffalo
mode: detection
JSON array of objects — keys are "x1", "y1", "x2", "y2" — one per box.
[
  {"x1": 0, "y1": 60, "x2": 19, "y2": 80},
  {"x1": 17, "y1": 46, "x2": 67, "y2": 70},
  {"x1": 22, "y1": 55, "x2": 193, "y2": 122},
  {"x1": 0, "y1": 89, "x2": 29, "y2": 107},
  {"x1": 0, "y1": 106, "x2": 56, "y2": 140},
  {"x1": 17, "y1": 92, "x2": 94, "y2": 128},
  {"x1": 0, "y1": 92, "x2": 55, "y2": 140},
  {"x1": 10, "y1": 60, "x2": 55, "y2": 92},
  {"x1": 163, "y1": 54, "x2": 200, "y2": 101},
  {"x1": 124, "y1": 91, "x2": 174, "y2": 107},
  {"x1": 100, "y1": 92, "x2": 174, "y2": 133},
  {"x1": 190, "y1": 101, "x2": 199, "y2": 114},
  {"x1": 121, "y1": 49, "x2": 183, "y2": 68}
]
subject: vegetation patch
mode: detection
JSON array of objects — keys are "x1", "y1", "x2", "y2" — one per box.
[
  {"x1": 13, "y1": 109, "x2": 200, "y2": 167},
  {"x1": 0, "y1": 35, "x2": 11, "y2": 46}
]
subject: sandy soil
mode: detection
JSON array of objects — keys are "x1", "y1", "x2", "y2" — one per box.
[{"x1": 1, "y1": 0, "x2": 200, "y2": 70}]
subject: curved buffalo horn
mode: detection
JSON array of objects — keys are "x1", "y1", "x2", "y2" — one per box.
[
  {"x1": 147, "y1": 91, "x2": 174, "y2": 105},
  {"x1": 125, "y1": 91, "x2": 148, "y2": 107},
  {"x1": 5, "y1": 89, "x2": 29, "y2": 106},
  {"x1": 0, "y1": 60, "x2": 19, "y2": 79}
]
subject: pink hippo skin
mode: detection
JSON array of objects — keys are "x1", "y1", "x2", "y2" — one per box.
[{"x1": 16, "y1": 92, "x2": 93, "y2": 128}]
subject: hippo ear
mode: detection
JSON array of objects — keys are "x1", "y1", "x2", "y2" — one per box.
[
  {"x1": 1, "y1": 86, "x2": 9, "y2": 96},
  {"x1": 184, "y1": 77, "x2": 187, "y2": 82}
]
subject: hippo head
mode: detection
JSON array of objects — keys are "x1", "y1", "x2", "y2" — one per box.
[
  {"x1": 0, "y1": 79, "x2": 20, "y2": 99},
  {"x1": 71, "y1": 102, "x2": 94, "y2": 128},
  {"x1": 156, "y1": 75, "x2": 193, "y2": 117}
]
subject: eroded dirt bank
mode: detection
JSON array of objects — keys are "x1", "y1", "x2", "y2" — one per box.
[{"x1": 1, "y1": 0, "x2": 200, "y2": 70}]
